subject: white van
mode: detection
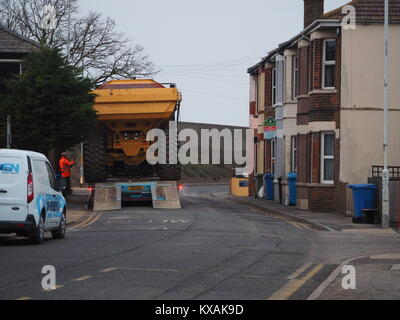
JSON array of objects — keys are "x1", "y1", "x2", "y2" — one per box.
[{"x1": 0, "y1": 149, "x2": 67, "y2": 244}]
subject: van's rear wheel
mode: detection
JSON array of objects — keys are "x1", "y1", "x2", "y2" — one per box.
[
  {"x1": 30, "y1": 215, "x2": 45, "y2": 245},
  {"x1": 83, "y1": 127, "x2": 107, "y2": 183},
  {"x1": 52, "y1": 210, "x2": 66, "y2": 239}
]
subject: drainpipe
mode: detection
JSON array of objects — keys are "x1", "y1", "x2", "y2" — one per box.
[{"x1": 382, "y1": 0, "x2": 390, "y2": 229}]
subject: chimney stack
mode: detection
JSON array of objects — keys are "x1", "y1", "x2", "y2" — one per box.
[{"x1": 303, "y1": 0, "x2": 324, "y2": 29}]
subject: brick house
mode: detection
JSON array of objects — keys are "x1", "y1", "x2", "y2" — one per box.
[
  {"x1": 0, "y1": 25, "x2": 39, "y2": 147},
  {"x1": 247, "y1": 0, "x2": 400, "y2": 215}
]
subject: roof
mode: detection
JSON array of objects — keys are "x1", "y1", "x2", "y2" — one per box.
[
  {"x1": 323, "y1": 0, "x2": 400, "y2": 22},
  {"x1": 247, "y1": 0, "x2": 400, "y2": 74},
  {"x1": 0, "y1": 24, "x2": 40, "y2": 53},
  {"x1": 0, "y1": 149, "x2": 47, "y2": 159}
]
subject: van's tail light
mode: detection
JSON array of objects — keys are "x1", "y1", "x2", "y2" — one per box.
[{"x1": 27, "y1": 172, "x2": 34, "y2": 203}]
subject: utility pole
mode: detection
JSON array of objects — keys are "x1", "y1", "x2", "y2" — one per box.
[
  {"x1": 382, "y1": 0, "x2": 390, "y2": 229},
  {"x1": 6, "y1": 115, "x2": 11, "y2": 149},
  {"x1": 65, "y1": 0, "x2": 84, "y2": 187}
]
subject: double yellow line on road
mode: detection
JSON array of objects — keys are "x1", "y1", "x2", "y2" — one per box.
[
  {"x1": 267, "y1": 263, "x2": 324, "y2": 300},
  {"x1": 72, "y1": 211, "x2": 103, "y2": 229},
  {"x1": 278, "y1": 216, "x2": 311, "y2": 230}
]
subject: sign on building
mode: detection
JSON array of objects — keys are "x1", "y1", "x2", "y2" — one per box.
[{"x1": 264, "y1": 117, "x2": 276, "y2": 139}]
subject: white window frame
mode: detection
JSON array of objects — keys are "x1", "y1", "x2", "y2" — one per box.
[
  {"x1": 322, "y1": 39, "x2": 336, "y2": 90},
  {"x1": 272, "y1": 67, "x2": 276, "y2": 106},
  {"x1": 320, "y1": 133, "x2": 335, "y2": 184},
  {"x1": 291, "y1": 136, "x2": 297, "y2": 173}
]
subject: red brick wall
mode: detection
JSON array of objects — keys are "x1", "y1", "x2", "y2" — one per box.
[
  {"x1": 312, "y1": 39, "x2": 323, "y2": 90},
  {"x1": 265, "y1": 68, "x2": 273, "y2": 108},
  {"x1": 249, "y1": 101, "x2": 256, "y2": 115},
  {"x1": 309, "y1": 187, "x2": 337, "y2": 212},
  {"x1": 311, "y1": 132, "x2": 321, "y2": 184},
  {"x1": 297, "y1": 134, "x2": 311, "y2": 183},
  {"x1": 265, "y1": 139, "x2": 272, "y2": 174},
  {"x1": 297, "y1": 96, "x2": 310, "y2": 125},
  {"x1": 298, "y1": 45, "x2": 310, "y2": 95}
]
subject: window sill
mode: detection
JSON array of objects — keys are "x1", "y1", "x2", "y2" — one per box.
[
  {"x1": 296, "y1": 182, "x2": 335, "y2": 188},
  {"x1": 309, "y1": 89, "x2": 337, "y2": 95}
]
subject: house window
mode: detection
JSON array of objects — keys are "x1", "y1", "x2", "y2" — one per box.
[
  {"x1": 322, "y1": 39, "x2": 336, "y2": 89},
  {"x1": 292, "y1": 56, "x2": 298, "y2": 99},
  {"x1": 321, "y1": 133, "x2": 335, "y2": 184},
  {"x1": 271, "y1": 138, "x2": 276, "y2": 175},
  {"x1": 291, "y1": 136, "x2": 297, "y2": 172},
  {"x1": 272, "y1": 68, "x2": 276, "y2": 105}
]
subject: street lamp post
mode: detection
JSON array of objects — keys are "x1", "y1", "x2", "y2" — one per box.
[{"x1": 382, "y1": 0, "x2": 390, "y2": 229}]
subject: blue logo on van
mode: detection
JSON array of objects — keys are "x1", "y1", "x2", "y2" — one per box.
[{"x1": 0, "y1": 163, "x2": 20, "y2": 174}]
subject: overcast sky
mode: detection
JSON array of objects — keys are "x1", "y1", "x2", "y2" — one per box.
[{"x1": 79, "y1": 0, "x2": 348, "y2": 127}]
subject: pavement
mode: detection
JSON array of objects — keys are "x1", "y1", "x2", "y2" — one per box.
[
  {"x1": 66, "y1": 188, "x2": 93, "y2": 226},
  {"x1": 223, "y1": 193, "x2": 400, "y2": 300},
  {"x1": 229, "y1": 196, "x2": 400, "y2": 234},
  {"x1": 0, "y1": 184, "x2": 400, "y2": 300}
]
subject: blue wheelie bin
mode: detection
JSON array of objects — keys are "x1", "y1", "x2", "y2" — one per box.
[
  {"x1": 348, "y1": 184, "x2": 377, "y2": 223},
  {"x1": 287, "y1": 172, "x2": 297, "y2": 206},
  {"x1": 264, "y1": 174, "x2": 274, "y2": 200}
]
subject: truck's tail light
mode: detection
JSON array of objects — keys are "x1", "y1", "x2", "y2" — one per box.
[{"x1": 27, "y1": 172, "x2": 34, "y2": 203}]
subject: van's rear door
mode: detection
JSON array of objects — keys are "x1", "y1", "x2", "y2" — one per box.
[{"x1": 0, "y1": 155, "x2": 27, "y2": 222}]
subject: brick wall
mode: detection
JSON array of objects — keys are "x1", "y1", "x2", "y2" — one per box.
[
  {"x1": 311, "y1": 133, "x2": 321, "y2": 183},
  {"x1": 249, "y1": 101, "x2": 256, "y2": 115},
  {"x1": 313, "y1": 39, "x2": 323, "y2": 90},
  {"x1": 265, "y1": 139, "x2": 272, "y2": 174},
  {"x1": 303, "y1": 0, "x2": 324, "y2": 29},
  {"x1": 297, "y1": 97, "x2": 310, "y2": 125},
  {"x1": 297, "y1": 134, "x2": 310, "y2": 183},
  {"x1": 309, "y1": 187, "x2": 336, "y2": 212},
  {"x1": 298, "y1": 45, "x2": 310, "y2": 95},
  {"x1": 265, "y1": 68, "x2": 273, "y2": 107}
]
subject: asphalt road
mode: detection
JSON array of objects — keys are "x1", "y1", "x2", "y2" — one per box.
[{"x1": 0, "y1": 185, "x2": 399, "y2": 300}]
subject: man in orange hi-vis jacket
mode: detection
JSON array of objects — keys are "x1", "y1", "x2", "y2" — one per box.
[{"x1": 59, "y1": 152, "x2": 74, "y2": 196}]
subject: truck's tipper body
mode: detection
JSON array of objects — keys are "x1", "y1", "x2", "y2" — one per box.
[{"x1": 83, "y1": 79, "x2": 182, "y2": 183}]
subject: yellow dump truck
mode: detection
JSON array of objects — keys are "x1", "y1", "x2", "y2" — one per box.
[{"x1": 83, "y1": 79, "x2": 182, "y2": 183}]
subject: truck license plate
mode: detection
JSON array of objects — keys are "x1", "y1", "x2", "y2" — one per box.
[{"x1": 128, "y1": 186, "x2": 144, "y2": 191}]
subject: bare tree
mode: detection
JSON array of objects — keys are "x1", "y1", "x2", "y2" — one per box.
[{"x1": 0, "y1": 0, "x2": 156, "y2": 86}]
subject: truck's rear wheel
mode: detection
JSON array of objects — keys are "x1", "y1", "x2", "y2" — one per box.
[
  {"x1": 158, "y1": 127, "x2": 181, "y2": 181},
  {"x1": 83, "y1": 128, "x2": 107, "y2": 183}
]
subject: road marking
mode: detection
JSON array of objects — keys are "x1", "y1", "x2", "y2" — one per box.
[
  {"x1": 296, "y1": 222, "x2": 312, "y2": 230},
  {"x1": 267, "y1": 264, "x2": 324, "y2": 300},
  {"x1": 370, "y1": 253, "x2": 400, "y2": 259},
  {"x1": 73, "y1": 212, "x2": 103, "y2": 229},
  {"x1": 42, "y1": 285, "x2": 64, "y2": 292},
  {"x1": 15, "y1": 296, "x2": 32, "y2": 300},
  {"x1": 72, "y1": 212, "x2": 98, "y2": 229},
  {"x1": 100, "y1": 267, "x2": 118, "y2": 273},
  {"x1": 287, "y1": 263, "x2": 313, "y2": 280},
  {"x1": 73, "y1": 275, "x2": 92, "y2": 282},
  {"x1": 390, "y1": 264, "x2": 400, "y2": 270},
  {"x1": 119, "y1": 267, "x2": 179, "y2": 273}
]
